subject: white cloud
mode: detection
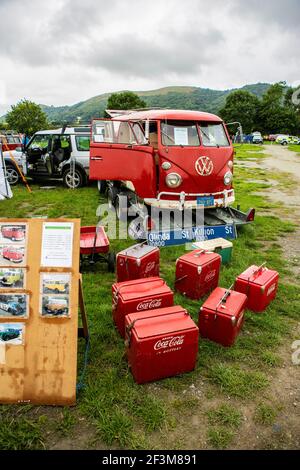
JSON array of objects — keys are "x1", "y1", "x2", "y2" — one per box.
[{"x1": 0, "y1": 0, "x2": 299, "y2": 115}]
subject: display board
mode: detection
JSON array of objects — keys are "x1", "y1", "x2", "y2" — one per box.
[{"x1": 0, "y1": 218, "x2": 80, "y2": 405}]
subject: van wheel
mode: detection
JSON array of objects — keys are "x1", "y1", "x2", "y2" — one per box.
[
  {"x1": 63, "y1": 167, "x2": 86, "y2": 189},
  {"x1": 97, "y1": 180, "x2": 107, "y2": 194},
  {"x1": 115, "y1": 194, "x2": 128, "y2": 221},
  {"x1": 107, "y1": 187, "x2": 118, "y2": 210},
  {"x1": 5, "y1": 165, "x2": 20, "y2": 185}
]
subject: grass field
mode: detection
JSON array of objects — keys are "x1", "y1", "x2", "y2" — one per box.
[
  {"x1": 0, "y1": 144, "x2": 299, "y2": 450},
  {"x1": 288, "y1": 144, "x2": 300, "y2": 154}
]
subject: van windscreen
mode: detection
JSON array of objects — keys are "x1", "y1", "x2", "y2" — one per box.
[
  {"x1": 161, "y1": 121, "x2": 200, "y2": 147},
  {"x1": 200, "y1": 123, "x2": 229, "y2": 147}
]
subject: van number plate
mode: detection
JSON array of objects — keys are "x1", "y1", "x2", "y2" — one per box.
[{"x1": 197, "y1": 196, "x2": 214, "y2": 207}]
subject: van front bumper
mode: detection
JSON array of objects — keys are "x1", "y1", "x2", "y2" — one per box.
[{"x1": 144, "y1": 189, "x2": 235, "y2": 210}]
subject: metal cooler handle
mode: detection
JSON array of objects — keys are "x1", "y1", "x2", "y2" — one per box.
[
  {"x1": 216, "y1": 284, "x2": 234, "y2": 310},
  {"x1": 247, "y1": 261, "x2": 267, "y2": 283}
]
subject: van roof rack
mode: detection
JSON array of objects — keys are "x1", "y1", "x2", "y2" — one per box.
[{"x1": 106, "y1": 108, "x2": 170, "y2": 118}]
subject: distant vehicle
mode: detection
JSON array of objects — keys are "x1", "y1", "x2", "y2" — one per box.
[
  {"x1": 275, "y1": 135, "x2": 290, "y2": 145},
  {"x1": 2, "y1": 246, "x2": 24, "y2": 263},
  {"x1": 268, "y1": 134, "x2": 280, "y2": 141},
  {"x1": 4, "y1": 127, "x2": 91, "y2": 188},
  {"x1": 252, "y1": 131, "x2": 263, "y2": 144},
  {"x1": 0, "y1": 271, "x2": 21, "y2": 287},
  {"x1": 44, "y1": 297, "x2": 68, "y2": 315},
  {"x1": 0, "y1": 327, "x2": 20, "y2": 341},
  {"x1": 0, "y1": 300, "x2": 23, "y2": 316},
  {"x1": 44, "y1": 281, "x2": 67, "y2": 294},
  {"x1": 276, "y1": 135, "x2": 300, "y2": 146},
  {"x1": 0, "y1": 131, "x2": 22, "y2": 151},
  {"x1": 1, "y1": 225, "x2": 25, "y2": 241}
]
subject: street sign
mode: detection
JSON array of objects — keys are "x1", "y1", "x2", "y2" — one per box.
[{"x1": 147, "y1": 224, "x2": 237, "y2": 247}]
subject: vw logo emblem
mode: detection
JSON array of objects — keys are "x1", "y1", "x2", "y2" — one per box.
[{"x1": 195, "y1": 156, "x2": 214, "y2": 176}]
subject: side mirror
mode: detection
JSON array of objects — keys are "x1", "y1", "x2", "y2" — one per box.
[{"x1": 226, "y1": 122, "x2": 243, "y2": 144}]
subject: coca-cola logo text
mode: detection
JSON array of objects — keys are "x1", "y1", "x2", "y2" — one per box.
[
  {"x1": 154, "y1": 335, "x2": 185, "y2": 351},
  {"x1": 145, "y1": 261, "x2": 156, "y2": 274},
  {"x1": 204, "y1": 269, "x2": 216, "y2": 283},
  {"x1": 137, "y1": 298, "x2": 162, "y2": 311}
]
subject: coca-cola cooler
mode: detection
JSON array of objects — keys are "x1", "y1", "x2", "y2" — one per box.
[
  {"x1": 116, "y1": 243, "x2": 160, "y2": 282},
  {"x1": 125, "y1": 306, "x2": 199, "y2": 384},
  {"x1": 199, "y1": 287, "x2": 248, "y2": 347},
  {"x1": 234, "y1": 264, "x2": 279, "y2": 312},
  {"x1": 175, "y1": 250, "x2": 221, "y2": 300},
  {"x1": 112, "y1": 277, "x2": 174, "y2": 338}
]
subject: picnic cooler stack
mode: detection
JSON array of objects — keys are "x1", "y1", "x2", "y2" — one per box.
[
  {"x1": 112, "y1": 277, "x2": 174, "y2": 337},
  {"x1": 125, "y1": 306, "x2": 199, "y2": 384},
  {"x1": 109, "y1": 243, "x2": 280, "y2": 384},
  {"x1": 116, "y1": 243, "x2": 160, "y2": 282},
  {"x1": 175, "y1": 249, "x2": 221, "y2": 300}
]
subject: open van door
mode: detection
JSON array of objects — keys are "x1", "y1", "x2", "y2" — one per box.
[{"x1": 89, "y1": 119, "x2": 156, "y2": 198}]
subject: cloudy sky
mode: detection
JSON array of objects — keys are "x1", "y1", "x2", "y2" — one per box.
[{"x1": 0, "y1": 0, "x2": 299, "y2": 115}]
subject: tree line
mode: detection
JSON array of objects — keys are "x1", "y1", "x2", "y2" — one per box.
[
  {"x1": 1, "y1": 85, "x2": 300, "y2": 137},
  {"x1": 219, "y1": 82, "x2": 300, "y2": 135}
]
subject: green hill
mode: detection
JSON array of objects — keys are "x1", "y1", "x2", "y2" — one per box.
[{"x1": 19, "y1": 83, "x2": 273, "y2": 124}]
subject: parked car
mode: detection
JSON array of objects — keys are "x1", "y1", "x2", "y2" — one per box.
[
  {"x1": 44, "y1": 297, "x2": 68, "y2": 315},
  {"x1": 252, "y1": 131, "x2": 263, "y2": 144},
  {"x1": 275, "y1": 135, "x2": 290, "y2": 145},
  {"x1": 0, "y1": 327, "x2": 21, "y2": 341},
  {"x1": 1, "y1": 225, "x2": 25, "y2": 241},
  {"x1": 44, "y1": 281, "x2": 67, "y2": 294},
  {"x1": 0, "y1": 271, "x2": 21, "y2": 287},
  {"x1": 280, "y1": 136, "x2": 300, "y2": 145},
  {"x1": 0, "y1": 300, "x2": 23, "y2": 316},
  {"x1": 4, "y1": 126, "x2": 91, "y2": 188},
  {"x1": 268, "y1": 134, "x2": 280, "y2": 141},
  {"x1": 2, "y1": 246, "x2": 24, "y2": 263}
]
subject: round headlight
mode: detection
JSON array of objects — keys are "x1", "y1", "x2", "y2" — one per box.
[
  {"x1": 165, "y1": 173, "x2": 182, "y2": 188},
  {"x1": 224, "y1": 171, "x2": 233, "y2": 186}
]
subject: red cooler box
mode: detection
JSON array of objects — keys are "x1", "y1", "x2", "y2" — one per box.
[
  {"x1": 175, "y1": 250, "x2": 221, "y2": 300},
  {"x1": 112, "y1": 277, "x2": 174, "y2": 338},
  {"x1": 234, "y1": 264, "x2": 279, "y2": 312},
  {"x1": 116, "y1": 243, "x2": 159, "y2": 282},
  {"x1": 125, "y1": 306, "x2": 199, "y2": 384},
  {"x1": 199, "y1": 287, "x2": 248, "y2": 347}
]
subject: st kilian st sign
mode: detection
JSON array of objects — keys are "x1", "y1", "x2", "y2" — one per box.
[{"x1": 147, "y1": 224, "x2": 237, "y2": 247}]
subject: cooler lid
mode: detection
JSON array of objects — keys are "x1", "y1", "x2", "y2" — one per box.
[
  {"x1": 192, "y1": 238, "x2": 233, "y2": 251},
  {"x1": 128, "y1": 306, "x2": 196, "y2": 339},
  {"x1": 202, "y1": 287, "x2": 247, "y2": 316},
  {"x1": 118, "y1": 243, "x2": 157, "y2": 259},
  {"x1": 178, "y1": 249, "x2": 220, "y2": 267},
  {"x1": 118, "y1": 278, "x2": 170, "y2": 301},
  {"x1": 238, "y1": 265, "x2": 277, "y2": 287}
]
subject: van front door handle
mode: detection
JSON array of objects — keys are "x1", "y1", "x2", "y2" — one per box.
[{"x1": 91, "y1": 157, "x2": 103, "y2": 161}]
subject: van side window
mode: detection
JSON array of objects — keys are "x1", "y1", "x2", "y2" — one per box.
[
  {"x1": 92, "y1": 120, "x2": 147, "y2": 145},
  {"x1": 148, "y1": 122, "x2": 158, "y2": 149}
]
